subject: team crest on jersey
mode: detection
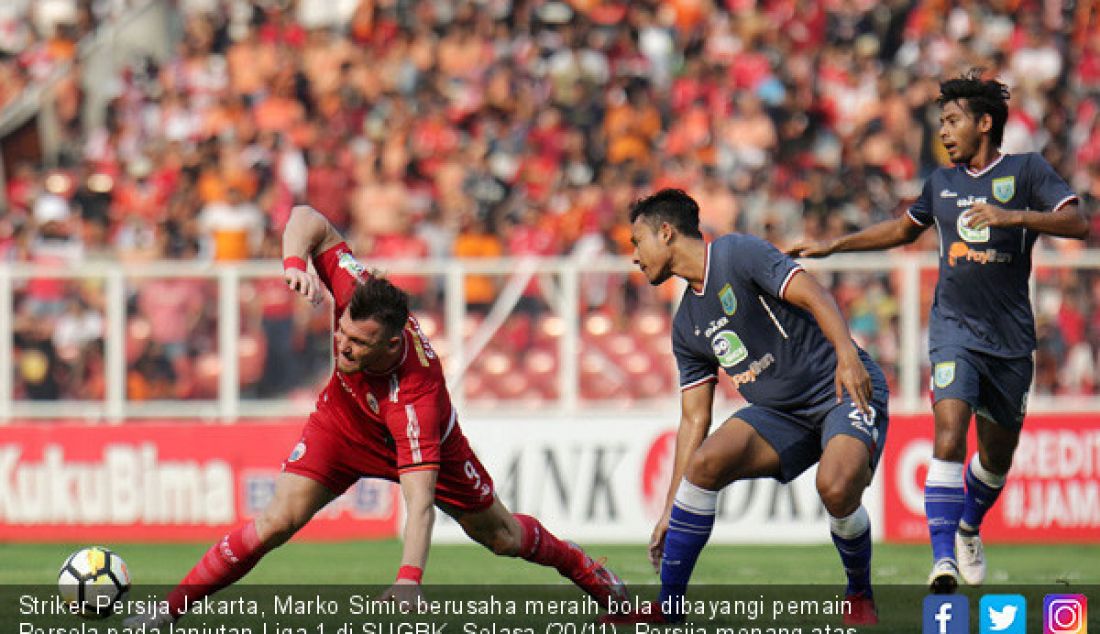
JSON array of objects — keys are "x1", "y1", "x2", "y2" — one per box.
[
  {"x1": 718, "y1": 284, "x2": 737, "y2": 316},
  {"x1": 992, "y1": 176, "x2": 1015, "y2": 203},
  {"x1": 711, "y1": 330, "x2": 748, "y2": 368},
  {"x1": 338, "y1": 251, "x2": 366, "y2": 278},
  {"x1": 934, "y1": 361, "x2": 956, "y2": 389},
  {"x1": 366, "y1": 392, "x2": 380, "y2": 414},
  {"x1": 288, "y1": 441, "x2": 306, "y2": 462}
]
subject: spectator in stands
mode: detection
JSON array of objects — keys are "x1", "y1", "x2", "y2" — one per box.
[
  {"x1": 453, "y1": 212, "x2": 504, "y2": 315},
  {"x1": 5, "y1": 0, "x2": 1099, "y2": 402},
  {"x1": 198, "y1": 185, "x2": 265, "y2": 261}
]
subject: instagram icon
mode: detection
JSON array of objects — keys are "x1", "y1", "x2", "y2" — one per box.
[{"x1": 1044, "y1": 594, "x2": 1088, "y2": 634}]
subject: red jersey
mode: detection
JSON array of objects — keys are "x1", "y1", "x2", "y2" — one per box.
[{"x1": 311, "y1": 242, "x2": 455, "y2": 473}]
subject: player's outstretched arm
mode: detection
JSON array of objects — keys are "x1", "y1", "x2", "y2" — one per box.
[
  {"x1": 378, "y1": 469, "x2": 438, "y2": 608},
  {"x1": 649, "y1": 382, "x2": 715, "y2": 571},
  {"x1": 282, "y1": 205, "x2": 345, "y2": 304},
  {"x1": 963, "y1": 201, "x2": 1089, "y2": 240},
  {"x1": 783, "y1": 271, "x2": 873, "y2": 415},
  {"x1": 786, "y1": 216, "x2": 926, "y2": 258}
]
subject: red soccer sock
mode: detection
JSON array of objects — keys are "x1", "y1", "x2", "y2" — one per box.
[
  {"x1": 513, "y1": 514, "x2": 582, "y2": 576},
  {"x1": 166, "y1": 520, "x2": 268, "y2": 616}
]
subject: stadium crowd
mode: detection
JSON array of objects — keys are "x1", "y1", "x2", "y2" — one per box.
[{"x1": 2, "y1": 0, "x2": 1098, "y2": 403}]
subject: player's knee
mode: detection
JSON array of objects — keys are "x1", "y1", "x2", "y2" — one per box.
[
  {"x1": 488, "y1": 529, "x2": 520, "y2": 556},
  {"x1": 933, "y1": 427, "x2": 968, "y2": 462},
  {"x1": 685, "y1": 450, "x2": 725, "y2": 489},
  {"x1": 256, "y1": 506, "x2": 308, "y2": 548},
  {"x1": 472, "y1": 524, "x2": 519, "y2": 556},
  {"x1": 979, "y1": 449, "x2": 1013, "y2": 476},
  {"x1": 816, "y1": 475, "x2": 861, "y2": 517}
]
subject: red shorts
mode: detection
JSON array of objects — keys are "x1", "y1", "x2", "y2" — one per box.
[{"x1": 282, "y1": 413, "x2": 495, "y2": 513}]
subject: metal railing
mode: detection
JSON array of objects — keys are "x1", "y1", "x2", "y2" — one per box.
[{"x1": 2, "y1": 250, "x2": 1099, "y2": 421}]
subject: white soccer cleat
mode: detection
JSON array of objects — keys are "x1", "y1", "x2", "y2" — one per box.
[
  {"x1": 928, "y1": 558, "x2": 959, "y2": 594},
  {"x1": 956, "y1": 531, "x2": 986, "y2": 586},
  {"x1": 122, "y1": 607, "x2": 175, "y2": 632}
]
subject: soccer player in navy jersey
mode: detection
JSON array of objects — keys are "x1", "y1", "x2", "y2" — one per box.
[
  {"x1": 609, "y1": 189, "x2": 889, "y2": 626},
  {"x1": 789, "y1": 69, "x2": 1088, "y2": 593}
]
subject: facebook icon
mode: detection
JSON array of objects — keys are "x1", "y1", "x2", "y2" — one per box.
[{"x1": 924, "y1": 595, "x2": 970, "y2": 634}]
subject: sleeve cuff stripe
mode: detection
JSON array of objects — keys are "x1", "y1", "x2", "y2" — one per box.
[
  {"x1": 398, "y1": 463, "x2": 441, "y2": 473},
  {"x1": 1051, "y1": 195, "x2": 1079, "y2": 212},
  {"x1": 779, "y1": 266, "x2": 803, "y2": 300},
  {"x1": 906, "y1": 209, "x2": 930, "y2": 226},
  {"x1": 680, "y1": 376, "x2": 717, "y2": 391}
]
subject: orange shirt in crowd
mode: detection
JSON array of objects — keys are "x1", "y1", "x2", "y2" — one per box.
[{"x1": 453, "y1": 231, "x2": 503, "y2": 305}]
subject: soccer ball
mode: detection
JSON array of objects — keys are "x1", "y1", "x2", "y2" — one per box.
[{"x1": 57, "y1": 547, "x2": 131, "y2": 619}]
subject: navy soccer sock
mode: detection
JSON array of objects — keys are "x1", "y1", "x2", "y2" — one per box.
[
  {"x1": 925, "y1": 459, "x2": 965, "y2": 563},
  {"x1": 829, "y1": 506, "x2": 873, "y2": 596},
  {"x1": 960, "y1": 454, "x2": 1006, "y2": 534},
  {"x1": 659, "y1": 479, "x2": 717, "y2": 621}
]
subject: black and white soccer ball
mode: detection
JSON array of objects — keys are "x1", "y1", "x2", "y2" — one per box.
[{"x1": 57, "y1": 547, "x2": 131, "y2": 619}]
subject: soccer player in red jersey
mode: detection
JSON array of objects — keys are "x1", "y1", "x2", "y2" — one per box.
[{"x1": 127, "y1": 206, "x2": 625, "y2": 628}]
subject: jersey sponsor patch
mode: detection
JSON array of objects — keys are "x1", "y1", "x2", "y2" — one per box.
[
  {"x1": 956, "y1": 210, "x2": 990, "y2": 243},
  {"x1": 947, "y1": 241, "x2": 1012, "y2": 267},
  {"x1": 934, "y1": 361, "x2": 956, "y2": 389},
  {"x1": 337, "y1": 251, "x2": 366, "y2": 279},
  {"x1": 992, "y1": 175, "x2": 1015, "y2": 203},
  {"x1": 711, "y1": 330, "x2": 748, "y2": 368},
  {"x1": 719, "y1": 283, "x2": 737, "y2": 316}
]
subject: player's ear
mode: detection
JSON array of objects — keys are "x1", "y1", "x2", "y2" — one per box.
[
  {"x1": 387, "y1": 334, "x2": 403, "y2": 352},
  {"x1": 660, "y1": 221, "x2": 674, "y2": 244},
  {"x1": 978, "y1": 112, "x2": 993, "y2": 135}
]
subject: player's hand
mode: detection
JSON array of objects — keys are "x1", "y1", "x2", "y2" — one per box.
[
  {"x1": 835, "y1": 346, "x2": 873, "y2": 417},
  {"x1": 377, "y1": 581, "x2": 426, "y2": 613},
  {"x1": 284, "y1": 268, "x2": 323, "y2": 305},
  {"x1": 785, "y1": 240, "x2": 835, "y2": 259},
  {"x1": 648, "y1": 515, "x2": 670, "y2": 573},
  {"x1": 963, "y1": 202, "x2": 1020, "y2": 230}
]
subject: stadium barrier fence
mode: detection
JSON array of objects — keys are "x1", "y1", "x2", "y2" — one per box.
[{"x1": 3, "y1": 251, "x2": 1100, "y2": 422}]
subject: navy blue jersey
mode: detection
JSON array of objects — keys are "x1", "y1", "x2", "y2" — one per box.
[
  {"x1": 907, "y1": 153, "x2": 1078, "y2": 357},
  {"x1": 671, "y1": 234, "x2": 844, "y2": 411}
]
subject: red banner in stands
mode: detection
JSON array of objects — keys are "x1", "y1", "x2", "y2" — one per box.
[
  {"x1": 882, "y1": 414, "x2": 1100, "y2": 543},
  {"x1": 0, "y1": 421, "x2": 399, "y2": 542}
]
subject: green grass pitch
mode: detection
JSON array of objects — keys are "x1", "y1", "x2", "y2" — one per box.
[{"x1": 5, "y1": 540, "x2": 1099, "y2": 586}]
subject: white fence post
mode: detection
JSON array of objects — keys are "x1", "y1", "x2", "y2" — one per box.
[
  {"x1": 445, "y1": 264, "x2": 466, "y2": 411},
  {"x1": 899, "y1": 255, "x2": 923, "y2": 413},
  {"x1": 105, "y1": 269, "x2": 126, "y2": 421},
  {"x1": 560, "y1": 262, "x2": 580, "y2": 413},
  {"x1": 0, "y1": 268, "x2": 11, "y2": 422},
  {"x1": 218, "y1": 267, "x2": 240, "y2": 421}
]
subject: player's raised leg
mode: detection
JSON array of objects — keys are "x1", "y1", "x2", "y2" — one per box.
[
  {"x1": 956, "y1": 414, "x2": 1018, "y2": 586},
  {"x1": 653, "y1": 416, "x2": 782, "y2": 623},
  {"x1": 926, "y1": 398, "x2": 971, "y2": 593},
  {"x1": 126, "y1": 473, "x2": 337, "y2": 628},
  {"x1": 817, "y1": 434, "x2": 877, "y2": 625},
  {"x1": 443, "y1": 497, "x2": 627, "y2": 607}
]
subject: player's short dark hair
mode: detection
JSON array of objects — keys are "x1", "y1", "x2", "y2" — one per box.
[
  {"x1": 629, "y1": 189, "x2": 704, "y2": 239},
  {"x1": 348, "y1": 275, "x2": 409, "y2": 338},
  {"x1": 938, "y1": 68, "x2": 1010, "y2": 148}
]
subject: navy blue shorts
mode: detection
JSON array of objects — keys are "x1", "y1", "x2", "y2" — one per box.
[
  {"x1": 734, "y1": 359, "x2": 890, "y2": 484},
  {"x1": 929, "y1": 345, "x2": 1032, "y2": 430}
]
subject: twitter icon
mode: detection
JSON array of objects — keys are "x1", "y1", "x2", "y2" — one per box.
[{"x1": 981, "y1": 595, "x2": 1026, "y2": 634}]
